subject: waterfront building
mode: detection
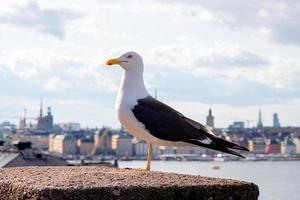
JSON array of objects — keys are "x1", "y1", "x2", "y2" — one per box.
[
  {"x1": 273, "y1": 113, "x2": 281, "y2": 128},
  {"x1": 177, "y1": 146, "x2": 207, "y2": 155},
  {"x1": 248, "y1": 137, "x2": 266, "y2": 154},
  {"x1": 9, "y1": 133, "x2": 49, "y2": 150},
  {"x1": 163, "y1": 146, "x2": 175, "y2": 154},
  {"x1": 48, "y1": 134, "x2": 55, "y2": 152},
  {"x1": 281, "y1": 137, "x2": 296, "y2": 155},
  {"x1": 112, "y1": 134, "x2": 133, "y2": 157},
  {"x1": 134, "y1": 140, "x2": 160, "y2": 159},
  {"x1": 135, "y1": 140, "x2": 148, "y2": 157},
  {"x1": 49, "y1": 134, "x2": 77, "y2": 156},
  {"x1": 265, "y1": 138, "x2": 281, "y2": 154},
  {"x1": 293, "y1": 137, "x2": 300, "y2": 154},
  {"x1": 94, "y1": 128, "x2": 113, "y2": 155},
  {"x1": 206, "y1": 108, "x2": 214, "y2": 128},
  {"x1": 78, "y1": 137, "x2": 94, "y2": 156},
  {"x1": 28, "y1": 135, "x2": 49, "y2": 150}
]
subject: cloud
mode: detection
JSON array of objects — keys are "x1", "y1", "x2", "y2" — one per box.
[
  {"x1": 0, "y1": 1, "x2": 79, "y2": 39},
  {"x1": 195, "y1": 50, "x2": 268, "y2": 68},
  {"x1": 169, "y1": 0, "x2": 300, "y2": 46},
  {"x1": 144, "y1": 40, "x2": 300, "y2": 92},
  {"x1": 147, "y1": 42, "x2": 268, "y2": 68},
  {"x1": 43, "y1": 77, "x2": 71, "y2": 92},
  {"x1": 0, "y1": 51, "x2": 120, "y2": 94}
]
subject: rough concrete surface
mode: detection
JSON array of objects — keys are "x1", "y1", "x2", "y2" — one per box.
[{"x1": 0, "y1": 166, "x2": 259, "y2": 200}]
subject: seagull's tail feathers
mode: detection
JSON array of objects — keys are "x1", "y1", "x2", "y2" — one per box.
[
  {"x1": 212, "y1": 136, "x2": 249, "y2": 152},
  {"x1": 185, "y1": 136, "x2": 248, "y2": 159}
]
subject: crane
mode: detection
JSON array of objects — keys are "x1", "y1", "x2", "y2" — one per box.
[
  {"x1": 90, "y1": 128, "x2": 110, "y2": 156},
  {"x1": 0, "y1": 108, "x2": 38, "y2": 131}
]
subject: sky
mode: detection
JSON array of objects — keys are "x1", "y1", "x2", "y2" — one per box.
[{"x1": 0, "y1": 0, "x2": 300, "y2": 128}]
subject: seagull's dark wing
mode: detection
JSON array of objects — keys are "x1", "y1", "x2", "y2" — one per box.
[
  {"x1": 132, "y1": 96, "x2": 209, "y2": 142},
  {"x1": 132, "y1": 96, "x2": 248, "y2": 158}
]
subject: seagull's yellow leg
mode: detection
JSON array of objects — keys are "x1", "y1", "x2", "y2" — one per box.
[{"x1": 146, "y1": 143, "x2": 153, "y2": 171}]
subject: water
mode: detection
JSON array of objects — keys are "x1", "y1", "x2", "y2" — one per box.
[{"x1": 119, "y1": 161, "x2": 300, "y2": 200}]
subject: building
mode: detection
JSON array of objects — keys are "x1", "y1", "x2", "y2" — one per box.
[
  {"x1": 135, "y1": 140, "x2": 148, "y2": 157},
  {"x1": 134, "y1": 140, "x2": 160, "y2": 159},
  {"x1": 0, "y1": 152, "x2": 67, "y2": 168},
  {"x1": 0, "y1": 142, "x2": 67, "y2": 168},
  {"x1": 273, "y1": 113, "x2": 281, "y2": 128},
  {"x1": 59, "y1": 123, "x2": 81, "y2": 132},
  {"x1": 177, "y1": 146, "x2": 207, "y2": 155},
  {"x1": 257, "y1": 109, "x2": 263, "y2": 129},
  {"x1": 265, "y1": 138, "x2": 281, "y2": 154},
  {"x1": 37, "y1": 99, "x2": 53, "y2": 131},
  {"x1": 228, "y1": 122, "x2": 245, "y2": 133},
  {"x1": 206, "y1": 108, "x2": 214, "y2": 128},
  {"x1": 248, "y1": 137, "x2": 266, "y2": 154},
  {"x1": 48, "y1": 134, "x2": 55, "y2": 152},
  {"x1": 27, "y1": 135, "x2": 49, "y2": 150},
  {"x1": 49, "y1": 134, "x2": 77, "y2": 156},
  {"x1": 162, "y1": 146, "x2": 175, "y2": 154},
  {"x1": 281, "y1": 137, "x2": 296, "y2": 155},
  {"x1": 112, "y1": 134, "x2": 133, "y2": 157},
  {"x1": 0, "y1": 121, "x2": 16, "y2": 140},
  {"x1": 78, "y1": 137, "x2": 94, "y2": 156},
  {"x1": 93, "y1": 128, "x2": 113, "y2": 155},
  {"x1": 293, "y1": 137, "x2": 300, "y2": 154}
]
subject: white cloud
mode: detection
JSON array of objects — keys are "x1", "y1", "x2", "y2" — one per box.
[
  {"x1": 43, "y1": 77, "x2": 71, "y2": 92},
  {"x1": 0, "y1": 1, "x2": 79, "y2": 39},
  {"x1": 146, "y1": 42, "x2": 268, "y2": 68},
  {"x1": 94, "y1": 73, "x2": 119, "y2": 92},
  {"x1": 170, "y1": 0, "x2": 300, "y2": 46},
  {"x1": 144, "y1": 40, "x2": 300, "y2": 90},
  {"x1": 52, "y1": 99, "x2": 96, "y2": 109}
]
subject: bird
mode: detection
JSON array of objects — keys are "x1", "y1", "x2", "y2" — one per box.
[{"x1": 106, "y1": 51, "x2": 248, "y2": 171}]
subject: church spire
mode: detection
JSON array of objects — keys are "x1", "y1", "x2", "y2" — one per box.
[
  {"x1": 257, "y1": 108, "x2": 263, "y2": 129},
  {"x1": 40, "y1": 97, "x2": 43, "y2": 117},
  {"x1": 206, "y1": 108, "x2": 214, "y2": 128}
]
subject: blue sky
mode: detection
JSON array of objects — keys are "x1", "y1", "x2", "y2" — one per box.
[{"x1": 0, "y1": 0, "x2": 300, "y2": 128}]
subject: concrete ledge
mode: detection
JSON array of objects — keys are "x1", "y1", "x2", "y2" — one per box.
[{"x1": 0, "y1": 166, "x2": 259, "y2": 200}]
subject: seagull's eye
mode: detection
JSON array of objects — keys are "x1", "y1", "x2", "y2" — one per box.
[{"x1": 127, "y1": 55, "x2": 133, "y2": 59}]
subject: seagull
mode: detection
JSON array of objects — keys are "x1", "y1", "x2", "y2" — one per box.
[{"x1": 106, "y1": 51, "x2": 248, "y2": 171}]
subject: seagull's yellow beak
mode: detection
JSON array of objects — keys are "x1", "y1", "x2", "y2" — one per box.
[{"x1": 106, "y1": 58, "x2": 120, "y2": 66}]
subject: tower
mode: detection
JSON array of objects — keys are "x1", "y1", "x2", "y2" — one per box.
[
  {"x1": 273, "y1": 113, "x2": 280, "y2": 128},
  {"x1": 206, "y1": 108, "x2": 214, "y2": 128},
  {"x1": 39, "y1": 98, "x2": 43, "y2": 118},
  {"x1": 47, "y1": 106, "x2": 52, "y2": 116},
  {"x1": 37, "y1": 99, "x2": 54, "y2": 131},
  {"x1": 19, "y1": 108, "x2": 27, "y2": 131},
  {"x1": 257, "y1": 108, "x2": 263, "y2": 129}
]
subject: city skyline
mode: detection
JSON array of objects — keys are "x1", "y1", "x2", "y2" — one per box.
[
  {"x1": 0, "y1": 100, "x2": 297, "y2": 129},
  {"x1": 0, "y1": 1, "x2": 300, "y2": 127}
]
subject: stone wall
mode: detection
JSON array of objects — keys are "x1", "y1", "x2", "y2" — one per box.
[{"x1": 0, "y1": 166, "x2": 259, "y2": 200}]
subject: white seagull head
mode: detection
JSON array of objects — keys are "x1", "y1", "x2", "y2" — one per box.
[{"x1": 106, "y1": 51, "x2": 143, "y2": 71}]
